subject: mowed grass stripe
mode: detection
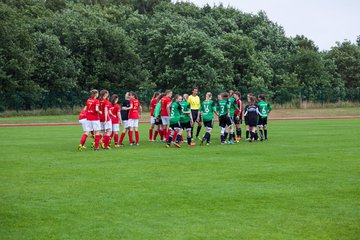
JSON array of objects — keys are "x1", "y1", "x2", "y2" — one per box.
[{"x1": 0, "y1": 119, "x2": 359, "y2": 239}]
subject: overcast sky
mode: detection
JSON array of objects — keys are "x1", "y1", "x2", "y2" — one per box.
[{"x1": 172, "y1": 0, "x2": 360, "y2": 50}]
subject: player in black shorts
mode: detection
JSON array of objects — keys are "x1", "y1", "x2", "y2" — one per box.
[{"x1": 244, "y1": 95, "x2": 262, "y2": 142}]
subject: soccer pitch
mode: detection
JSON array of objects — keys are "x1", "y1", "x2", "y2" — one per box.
[{"x1": 1, "y1": 119, "x2": 359, "y2": 239}]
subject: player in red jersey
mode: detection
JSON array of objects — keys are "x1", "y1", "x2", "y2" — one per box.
[
  {"x1": 110, "y1": 94, "x2": 122, "y2": 148},
  {"x1": 99, "y1": 90, "x2": 113, "y2": 150},
  {"x1": 233, "y1": 91, "x2": 243, "y2": 141},
  {"x1": 149, "y1": 92, "x2": 160, "y2": 141},
  {"x1": 78, "y1": 108, "x2": 88, "y2": 150},
  {"x1": 123, "y1": 91, "x2": 142, "y2": 146},
  {"x1": 78, "y1": 89, "x2": 102, "y2": 151},
  {"x1": 160, "y1": 90, "x2": 172, "y2": 141}
]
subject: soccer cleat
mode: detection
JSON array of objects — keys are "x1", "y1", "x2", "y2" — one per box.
[
  {"x1": 236, "y1": 136, "x2": 242, "y2": 140},
  {"x1": 200, "y1": 138, "x2": 205, "y2": 146},
  {"x1": 90, "y1": 142, "x2": 95, "y2": 149},
  {"x1": 206, "y1": 143, "x2": 210, "y2": 146},
  {"x1": 114, "y1": 144, "x2": 119, "y2": 148},
  {"x1": 221, "y1": 141, "x2": 226, "y2": 145},
  {"x1": 260, "y1": 138, "x2": 264, "y2": 141},
  {"x1": 136, "y1": 143, "x2": 140, "y2": 146},
  {"x1": 100, "y1": 142, "x2": 105, "y2": 149},
  {"x1": 78, "y1": 144, "x2": 83, "y2": 151},
  {"x1": 228, "y1": 140, "x2": 234, "y2": 145},
  {"x1": 104, "y1": 147, "x2": 111, "y2": 150},
  {"x1": 188, "y1": 142, "x2": 196, "y2": 146},
  {"x1": 119, "y1": 143, "x2": 125, "y2": 147},
  {"x1": 174, "y1": 142, "x2": 181, "y2": 148},
  {"x1": 166, "y1": 144, "x2": 170, "y2": 148},
  {"x1": 248, "y1": 138, "x2": 252, "y2": 143},
  {"x1": 129, "y1": 143, "x2": 133, "y2": 147},
  {"x1": 94, "y1": 147, "x2": 100, "y2": 151}
]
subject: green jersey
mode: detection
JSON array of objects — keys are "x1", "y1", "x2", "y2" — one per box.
[
  {"x1": 217, "y1": 99, "x2": 229, "y2": 117},
  {"x1": 169, "y1": 102, "x2": 183, "y2": 124},
  {"x1": 199, "y1": 100, "x2": 216, "y2": 122},
  {"x1": 257, "y1": 100, "x2": 272, "y2": 118},
  {"x1": 228, "y1": 97, "x2": 239, "y2": 117},
  {"x1": 179, "y1": 100, "x2": 191, "y2": 123},
  {"x1": 154, "y1": 100, "x2": 162, "y2": 117}
]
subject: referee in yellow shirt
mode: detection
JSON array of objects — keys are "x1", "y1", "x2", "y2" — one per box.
[{"x1": 188, "y1": 86, "x2": 202, "y2": 140}]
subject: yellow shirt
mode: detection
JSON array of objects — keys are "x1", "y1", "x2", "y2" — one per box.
[{"x1": 188, "y1": 95, "x2": 201, "y2": 110}]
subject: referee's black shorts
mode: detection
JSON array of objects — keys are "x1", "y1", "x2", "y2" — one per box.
[{"x1": 191, "y1": 109, "x2": 201, "y2": 122}]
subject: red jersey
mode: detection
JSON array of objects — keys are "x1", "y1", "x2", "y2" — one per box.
[
  {"x1": 86, "y1": 98, "x2": 100, "y2": 121},
  {"x1": 150, "y1": 98, "x2": 157, "y2": 117},
  {"x1": 78, "y1": 109, "x2": 87, "y2": 120},
  {"x1": 234, "y1": 99, "x2": 243, "y2": 117},
  {"x1": 99, "y1": 99, "x2": 111, "y2": 122},
  {"x1": 110, "y1": 103, "x2": 121, "y2": 124},
  {"x1": 129, "y1": 98, "x2": 141, "y2": 119},
  {"x1": 161, "y1": 96, "x2": 171, "y2": 116}
]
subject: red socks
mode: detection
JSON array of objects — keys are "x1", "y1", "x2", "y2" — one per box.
[
  {"x1": 95, "y1": 134, "x2": 102, "y2": 149},
  {"x1": 80, "y1": 134, "x2": 88, "y2": 146},
  {"x1": 154, "y1": 130, "x2": 159, "y2": 141},
  {"x1": 135, "y1": 131, "x2": 139, "y2": 144},
  {"x1": 129, "y1": 130, "x2": 133, "y2": 143},
  {"x1": 149, "y1": 129, "x2": 153, "y2": 140},
  {"x1": 114, "y1": 133, "x2": 119, "y2": 145},
  {"x1": 119, "y1": 132, "x2": 125, "y2": 144}
]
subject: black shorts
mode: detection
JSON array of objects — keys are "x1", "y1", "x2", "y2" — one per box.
[
  {"x1": 219, "y1": 115, "x2": 232, "y2": 128},
  {"x1": 258, "y1": 117, "x2": 268, "y2": 126},
  {"x1": 203, "y1": 120, "x2": 213, "y2": 129},
  {"x1": 181, "y1": 121, "x2": 192, "y2": 130},
  {"x1": 233, "y1": 116, "x2": 242, "y2": 125},
  {"x1": 244, "y1": 116, "x2": 249, "y2": 126},
  {"x1": 155, "y1": 117, "x2": 162, "y2": 125},
  {"x1": 191, "y1": 109, "x2": 201, "y2": 122},
  {"x1": 169, "y1": 122, "x2": 181, "y2": 130}
]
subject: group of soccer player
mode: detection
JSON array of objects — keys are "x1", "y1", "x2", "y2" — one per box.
[{"x1": 78, "y1": 87, "x2": 272, "y2": 151}]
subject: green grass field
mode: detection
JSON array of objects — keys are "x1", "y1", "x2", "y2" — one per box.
[{"x1": 1, "y1": 119, "x2": 359, "y2": 239}]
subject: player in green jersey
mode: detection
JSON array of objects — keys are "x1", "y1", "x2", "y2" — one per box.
[
  {"x1": 217, "y1": 92, "x2": 234, "y2": 144},
  {"x1": 166, "y1": 94, "x2": 184, "y2": 148},
  {"x1": 180, "y1": 94, "x2": 195, "y2": 146},
  {"x1": 199, "y1": 92, "x2": 216, "y2": 145},
  {"x1": 257, "y1": 94, "x2": 272, "y2": 141},
  {"x1": 228, "y1": 90, "x2": 239, "y2": 142}
]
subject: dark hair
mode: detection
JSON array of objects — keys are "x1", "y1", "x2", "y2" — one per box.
[
  {"x1": 165, "y1": 90, "x2": 172, "y2": 95},
  {"x1": 110, "y1": 94, "x2": 118, "y2": 105},
  {"x1": 129, "y1": 91, "x2": 137, "y2": 99},
  {"x1": 90, "y1": 89, "x2": 98, "y2": 98},
  {"x1": 152, "y1": 92, "x2": 160, "y2": 99},
  {"x1": 258, "y1": 94, "x2": 266, "y2": 101},
  {"x1": 192, "y1": 86, "x2": 198, "y2": 91},
  {"x1": 229, "y1": 90, "x2": 234, "y2": 96},
  {"x1": 234, "y1": 91, "x2": 241, "y2": 98},
  {"x1": 99, "y1": 89, "x2": 108, "y2": 100},
  {"x1": 249, "y1": 95, "x2": 256, "y2": 104},
  {"x1": 172, "y1": 94, "x2": 180, "y2": 102},
  {"x1": 221, "y1": 92, "x2": 229, "y2": 100}
]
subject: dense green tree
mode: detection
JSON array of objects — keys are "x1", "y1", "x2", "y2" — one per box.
[{"x1": 0, "y1": 1, "x2": 359, "y2": 111}]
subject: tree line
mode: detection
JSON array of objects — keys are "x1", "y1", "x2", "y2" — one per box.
[{"x1": 0, "y1": 0, "x2": 359, "y2": 111}]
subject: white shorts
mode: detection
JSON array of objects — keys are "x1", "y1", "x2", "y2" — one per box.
[
  {"x1": 150, "y1": 116, "x2": 156, "y2": 124},
  {"x1": 79, "y1": 119, "x2": 87, "y2": 132},
  {"x1": 122, "y1": 120, "x2": 129, "y2": 129},
  {"x1": 161, "y1": 116, "x2": 170, "y2": 125},
  {"x1": 86, "y1": 120, "x2": 101, "y2": 132},
  {"x1": 128, "y1": 119, "x2": 139, "y2": 128},
  {"x1": 101, "y1": 120, "x2": 112, "y2": 131},
  {"x1": 112, "y1": 124, "x2": 119, "y2": 132}
]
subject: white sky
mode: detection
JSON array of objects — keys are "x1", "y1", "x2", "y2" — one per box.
[{"x1": 172, "y1": 0, "x2": 360, "y2": 50}]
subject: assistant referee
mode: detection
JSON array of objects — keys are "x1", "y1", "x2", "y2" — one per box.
[{"x1": 188, "y1": 86, "x2": 203, "y2": 139}]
